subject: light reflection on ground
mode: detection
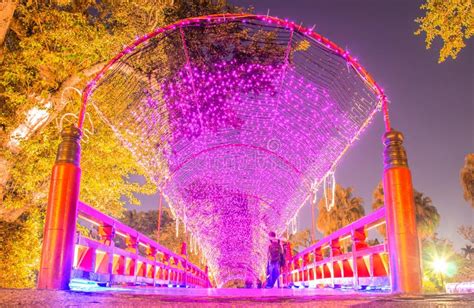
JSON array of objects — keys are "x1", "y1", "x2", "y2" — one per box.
[{"x1": 1, "y1": 288, "x2": 472, "y2": 307}]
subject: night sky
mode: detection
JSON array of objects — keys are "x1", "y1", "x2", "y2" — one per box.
[{"x1": 131, "y1": 0, "x2": 473, "y2": 249}]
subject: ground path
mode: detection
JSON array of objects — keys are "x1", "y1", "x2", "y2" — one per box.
[{"x1": 1, "y1": 288, "x2": 473, "y2": 307}]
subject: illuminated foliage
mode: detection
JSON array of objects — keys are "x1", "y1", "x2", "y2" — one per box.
[
  {"x1": 0, "y1": 209, "x2": 42, "y2": 288},
  {"x1": 460, "y1": 153, "x2": 474, "y2": 207},
  {"x1": 421, "y1": 235, "x2": 468, "y2": 292},
  {"x1": 415, "y1": 0, "x2": 473, "y2": 63},
  {"x1": 88, "y1": 14, "x2": 384, "y2": 285},
  {"x1": 2, "y1": 3, "x2": 385, "y2": 286},
  {"x1": 461, "y1": 245, "x2": 474, "y2": 259},
  {"x1": 1, "y1": 0, "x2": 174, "y2": 216},
  {"x1": 0, "y1": 0, "x2": 235, "y2": 288},
  {"x1": 458, "y1": 225, "x2": 474, "y2": 244},
  {"x1": 316, "y1": 184, "x2": 365, "y2": 236},
  {"x1": 288, "y1": 228, "x2": 312, "y2": 255},
  {"x1": 121, "y1": 208, "x2": 205, "y2": 266},
  {"x1": 414, "y1": 192, "x2": 441, "y2": 240},
  {"x1": 0, "y1": 109, "x2": 157, "y2": 288},
  {"x1": 372, "y1": 182, "x2": 440, "y2": 240}
]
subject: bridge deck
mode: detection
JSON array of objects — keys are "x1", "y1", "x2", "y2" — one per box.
[{"x1": 1, "y1": 288, "x2": 472, "y2": 307}]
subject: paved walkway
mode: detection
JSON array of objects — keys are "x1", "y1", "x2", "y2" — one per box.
[{"x1": 0, "y1": 288, "x2": 472, "y2": 307}]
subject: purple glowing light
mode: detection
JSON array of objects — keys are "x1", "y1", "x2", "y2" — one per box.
[{"x1": 85, "y1": 14, "x2": 385, "y2": 286}]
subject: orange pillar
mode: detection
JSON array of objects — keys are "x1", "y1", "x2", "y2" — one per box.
[
  {"x1": 383, "y1": 130, "x2": 422, "y2": 294},
  {"x1": 38, "y1": 125, "x2": 82, "y2": 290}
]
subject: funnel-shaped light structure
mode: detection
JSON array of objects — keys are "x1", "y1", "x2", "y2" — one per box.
[{"x1": 84, "y1": 14, "x2": 387, "y2": 286}]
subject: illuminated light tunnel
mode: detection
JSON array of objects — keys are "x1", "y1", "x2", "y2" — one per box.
[{"x1": 81, "y1": 14, "x2": 388, "y2": 287}]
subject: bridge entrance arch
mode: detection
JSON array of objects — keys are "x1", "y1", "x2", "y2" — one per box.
[{"x1": 38, "y1": 14, "x2": 421, "y2": 293}]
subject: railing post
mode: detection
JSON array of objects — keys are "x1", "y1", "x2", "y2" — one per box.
[
  {"x1": 351, "y1": 230, "x2": 358, "y2": 290},
  {"x1": 383, "y1": 130, "x2": 422, "y2": 294},
  {"x1": 165, "y1": 254, "x2": 171, "y2": 286},
  {"x1": 285, "y1": 242, "x2": 293, "y2": 287},
  {"x1": 329, "y1": 239, "x2": 340, "y2": 288},
  {"x1": 38, "y1": 125, "x2": 82, "y2": 290},
  {"x1": 126, "y1": 235, "x2": 138, "y2": 284},
  {"x1": 98, "y1": 224, "x2": 115, "y2": 285},
  {"x1": 181, "y1": 242, "x2": 187, "y2": 287},
  {"x1": 351, "y1": 226, "x2": 367, "y2": 290},
  {"x1": 146, "y1": 245, "x2": 157, "y2": 286},
  {"x1": 314, "y1": 247, "x2": 322, "y2": 286},
  {"x1": 205, "y1": 266, "x2": 209, "y2": 288},
  {"x1": 303, "y1": 253, "x2": 309, "y2": 286}
]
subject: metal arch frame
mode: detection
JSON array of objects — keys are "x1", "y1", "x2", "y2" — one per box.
[
  {"x1": 77, "y1": 14, "x2": 393, "y2": 270},
  {"x1": 78, "y1": 13, "x2": 390, "y2": 132},
  {"x1": 39, "y1": 14, "x2": 423, "y2": 294}
]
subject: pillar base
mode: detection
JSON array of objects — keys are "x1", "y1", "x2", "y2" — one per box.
[{"x1": 38, "y1": 163, "x2": 81, "y2": 290}]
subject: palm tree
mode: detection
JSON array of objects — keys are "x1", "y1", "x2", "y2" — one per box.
[
  {"x1": 316, "y1": 184, "x2": 365, "y2": 236},
  {"x1": 414, "y1": 193, "x2": 440, "y2": 240},
  {"x1": 372, "y1": 182, "x2": 440, "y2": 241},
  {"x1": 461, "y1": 245, "x2": 474, "y2": 260},
  {"x1": 458, "y1": 225, "x2": 474, "y2": 244},
  {"x1": 460, "y1": 153, "x2": 474, "y2": 208}
]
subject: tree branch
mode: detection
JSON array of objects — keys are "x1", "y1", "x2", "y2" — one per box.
[{"x1": 0, "y1": 0, "x2": 18, "y2": 47}]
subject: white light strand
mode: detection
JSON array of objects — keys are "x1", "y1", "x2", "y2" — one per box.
[
  {"x1": 85, "y1": 15, "x2": 385, "y2": 285},
  {"x1": 323, "y1": 171, "x2": 336, "y2": 211},
  {"x1": 312, "y1": 185, "x2": 318, "y2": 204},
  {"x1": 190, "y1": 234, "x2": 193, "y2": 253},
  {"x1": 291, "y1": 215, "x2": 297, "y2": 235},
  {"x1": 184, "y1": 210, "x2": 187, "y2": 233}
]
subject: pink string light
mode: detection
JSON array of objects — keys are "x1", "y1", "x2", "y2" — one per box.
[{"x1": 81, "y1": 14, "x2": 389, "y2": 285}]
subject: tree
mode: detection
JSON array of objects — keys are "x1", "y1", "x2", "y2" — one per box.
[
  {"x1": 460, "y1": 153, "x2": 474, "y2": 208},
  {"x1": 0, "y1": 1, "x2": 175, "y2": 220},
  {"x1": 458, "y1": 225, "x2": 474, "y2": 244},
  {"x1": 421, "y1": 235, "x2": 463, "y2": 292},
  {"x1": 163, "y1": 0, "x2": 238, "y2": 24},
  {"x1": 288, "y1": 228, "x2": 312, "y2": 255},
  {"x1": 415, "y1": 0, "x2": 473, "y2": 63},
  {"x1": 372, "y1": 182, "x2": 440, "y2": 240},
  {"x1": 0, "y1": 0, "x2": 237, "y2": 288},
  {"x1": 458, "y1": 225, "x2": 474, "y2": 260},
  {"x1": 121, "y1": 207, "x2": 204, "y2": 266},
  {"x1": 0, "y1": 209, "x2": 42, "y2": 288},
  {"x1": 316, "y1": 184, "x2": 365, "y2": 236},
  {"x1": 414, "y1": 192, "x2": 441, "y2": 240},
  {"x1": 0, "y1": 0, "x2": 17, "y2": 48},
  {"x1": 461, "y1": 245, "x2": 474, "y2": 260}
]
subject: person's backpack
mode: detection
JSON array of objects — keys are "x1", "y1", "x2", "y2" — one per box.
[
  {"x1": 279, "y1": 243, "x2": 286, "y2": 267},
  {"x1": 269, "y1": 240, "x2": 282, "y2": 263}
]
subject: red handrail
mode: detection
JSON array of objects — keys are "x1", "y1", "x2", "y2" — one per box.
[
  {"x1": 73, "y1": 202, "x2": 211, "y2": 288},
  {"x1": 281, "y1": 207, "x2": 389, "y2": 290}
]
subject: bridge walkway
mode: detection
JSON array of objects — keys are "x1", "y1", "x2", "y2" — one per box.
[{"x1": 1, "y1": 288, "x2": 472, "y2": 307}]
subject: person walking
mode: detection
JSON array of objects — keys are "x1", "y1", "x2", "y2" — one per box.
[{"x1": 266, "y1": 231, "x2": 283, "y2": 288}]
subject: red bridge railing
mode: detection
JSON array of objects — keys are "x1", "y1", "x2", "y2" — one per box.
[
  {"x1": 281, "y1": 207, "x2": 389, "y2": 290},
  {"x1": 72, "y1": 202, "x2": 211, "y2": 288}
]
